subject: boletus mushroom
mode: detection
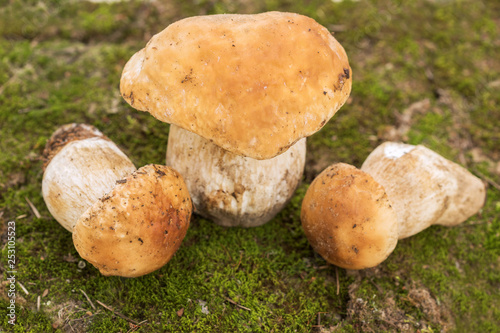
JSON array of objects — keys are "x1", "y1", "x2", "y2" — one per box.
[
  {"x1": 361, "y1": 142, "x2": 486, "y2": 239},
  {"x1": 301, "y1": 163, "x2": 398, "y2": 270},
  {"x1": 42, "y1": 124, "x2": 193, "y2": 277},
  {"x1": 167, "y1": 125, "x2": 306, "y2": 227},
  {"x1": 120, "y1": 12, "x2": 352, "y2": 227}
]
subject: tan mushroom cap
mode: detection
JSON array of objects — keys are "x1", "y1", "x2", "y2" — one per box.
[
  {"x1": 120, "y1": 11, "x2": 352, "y2": 160},
  {"x1": 301, "y1": 163, "x2": 398, "y2": 270},
  {"x1": 72, "y1": 164, "x2": 192, "y2": 278}
]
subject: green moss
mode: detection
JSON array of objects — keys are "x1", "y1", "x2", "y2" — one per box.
[{"x1": 1, "y1": 0, "x2": 500, "y2": 331}]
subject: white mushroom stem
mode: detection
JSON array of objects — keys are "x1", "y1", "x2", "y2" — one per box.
[
  {"x1": 166, "y1": 125, "x2": 306, "y2": 227},
  {"x1": 42, "y1": 124, "x2": 193, "y2": 278},
  {"x1": 42, "y1": 124, "x2": 136, "y2": 232},
  {"x1": 361, "y1": 142, "x2": 486, "y2": 239}
]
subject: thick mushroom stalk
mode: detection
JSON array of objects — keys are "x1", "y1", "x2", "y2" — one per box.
[
  {"x1": 166, "y1": 125, "x2": 306, "y2": 227},
  {"x1": 301, "y1": 163, "x2": 399, "y2": 270},
  {"x1": 42, "y1": 124, "x2": 193, "y2": 277},
  {"x1": 42, "y1": 124, "x2": 137, "y2": 232},
  {"x1": 361, "y1": 142, "x2": 486, "y2": 239}
]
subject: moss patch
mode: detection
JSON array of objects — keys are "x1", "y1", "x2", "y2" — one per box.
[{"x1": 1, "y1": 0, "x2": 499, "y2": 332}]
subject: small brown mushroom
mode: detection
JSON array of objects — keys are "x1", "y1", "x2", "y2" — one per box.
[
  {"x1": 42, "y1": 124, "x2": 192, "y2": 277},
  {"x1": 72, "y1": 164, "x2": 192, "y2": 277},
  {"x1": 301, "y1": 163, "x2": 398, "y2": 270},
  {"x1": 361, "y1": 142, "x2": 486, "y2": 239}
]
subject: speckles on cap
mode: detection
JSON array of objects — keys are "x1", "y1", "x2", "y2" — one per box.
[
  {"x1": 72, "y1": 164, "x2": 193, "y2": 277},
  {"x1": 120, "y1": 12, "x2": 352, "y2": 159},
  {"x1": 301, "y1": 163, "x2": 398, "y2": 270}
]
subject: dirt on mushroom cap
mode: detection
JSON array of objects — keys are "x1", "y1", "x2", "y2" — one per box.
[
  {"x1": 301, "y1": 163, "x2": 398, "y2": 270},
  {"x1": 120, "y1": 12, "x2": 352, "y2": 160},
  {"x1": 72, "y1": 164, "x2": 193, "y2": 278}
]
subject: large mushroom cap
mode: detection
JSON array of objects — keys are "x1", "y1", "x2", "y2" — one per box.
[
  {"x1": 301, "y1": 163, "x2": 398, "y2": 270},
  {"x1": 72, "y1": 164, "x2": 192, "y2": 277},
  {"x1": 121, "y1": 11, "x2": 351, "y2": 159}
]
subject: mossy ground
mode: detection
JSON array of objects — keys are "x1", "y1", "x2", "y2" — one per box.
[{"x1": 1, "y1": 0, "x2": 499, "y2": 332}]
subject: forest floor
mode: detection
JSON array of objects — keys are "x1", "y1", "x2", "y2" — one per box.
[{"x1": 1, "y1": 0, "x2": 499, "y2": 332}]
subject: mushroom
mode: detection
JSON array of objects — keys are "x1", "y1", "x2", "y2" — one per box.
[
  {"x1": 301, "y1": 163, "x2": 398, "y2": 270},
  {"x1": 42, "y1": 123, "x2": 137, "y2": 232},
  {"x1": 72, "y1": 164, "x2": 192, "y2": 277},
  {"x1": 42, "y1": 124, "x2": 192, "y2": 277},
  {"x1": 360, "y1": 142, "x2": 486, "y2": 239},
  {"x1": 120, "y1": 12, "x2": 352, "y2": 227},
  {"x1": 166, "y1": 125, "x2": 306, "y2": 227}
]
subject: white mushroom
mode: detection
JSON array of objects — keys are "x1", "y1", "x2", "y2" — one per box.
[
  {"x1": 42, "y1": 124, "x2": 193, "y2": 277},
  {"x1": 42, "y1": 124, "x2": 137, "y2": 232},
  {"x1": 166, "y1": 125, "x2": 306, "y2": 227},
  {"x1": 361, "y1": 142, "x2": 486, "y2": 239}
]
